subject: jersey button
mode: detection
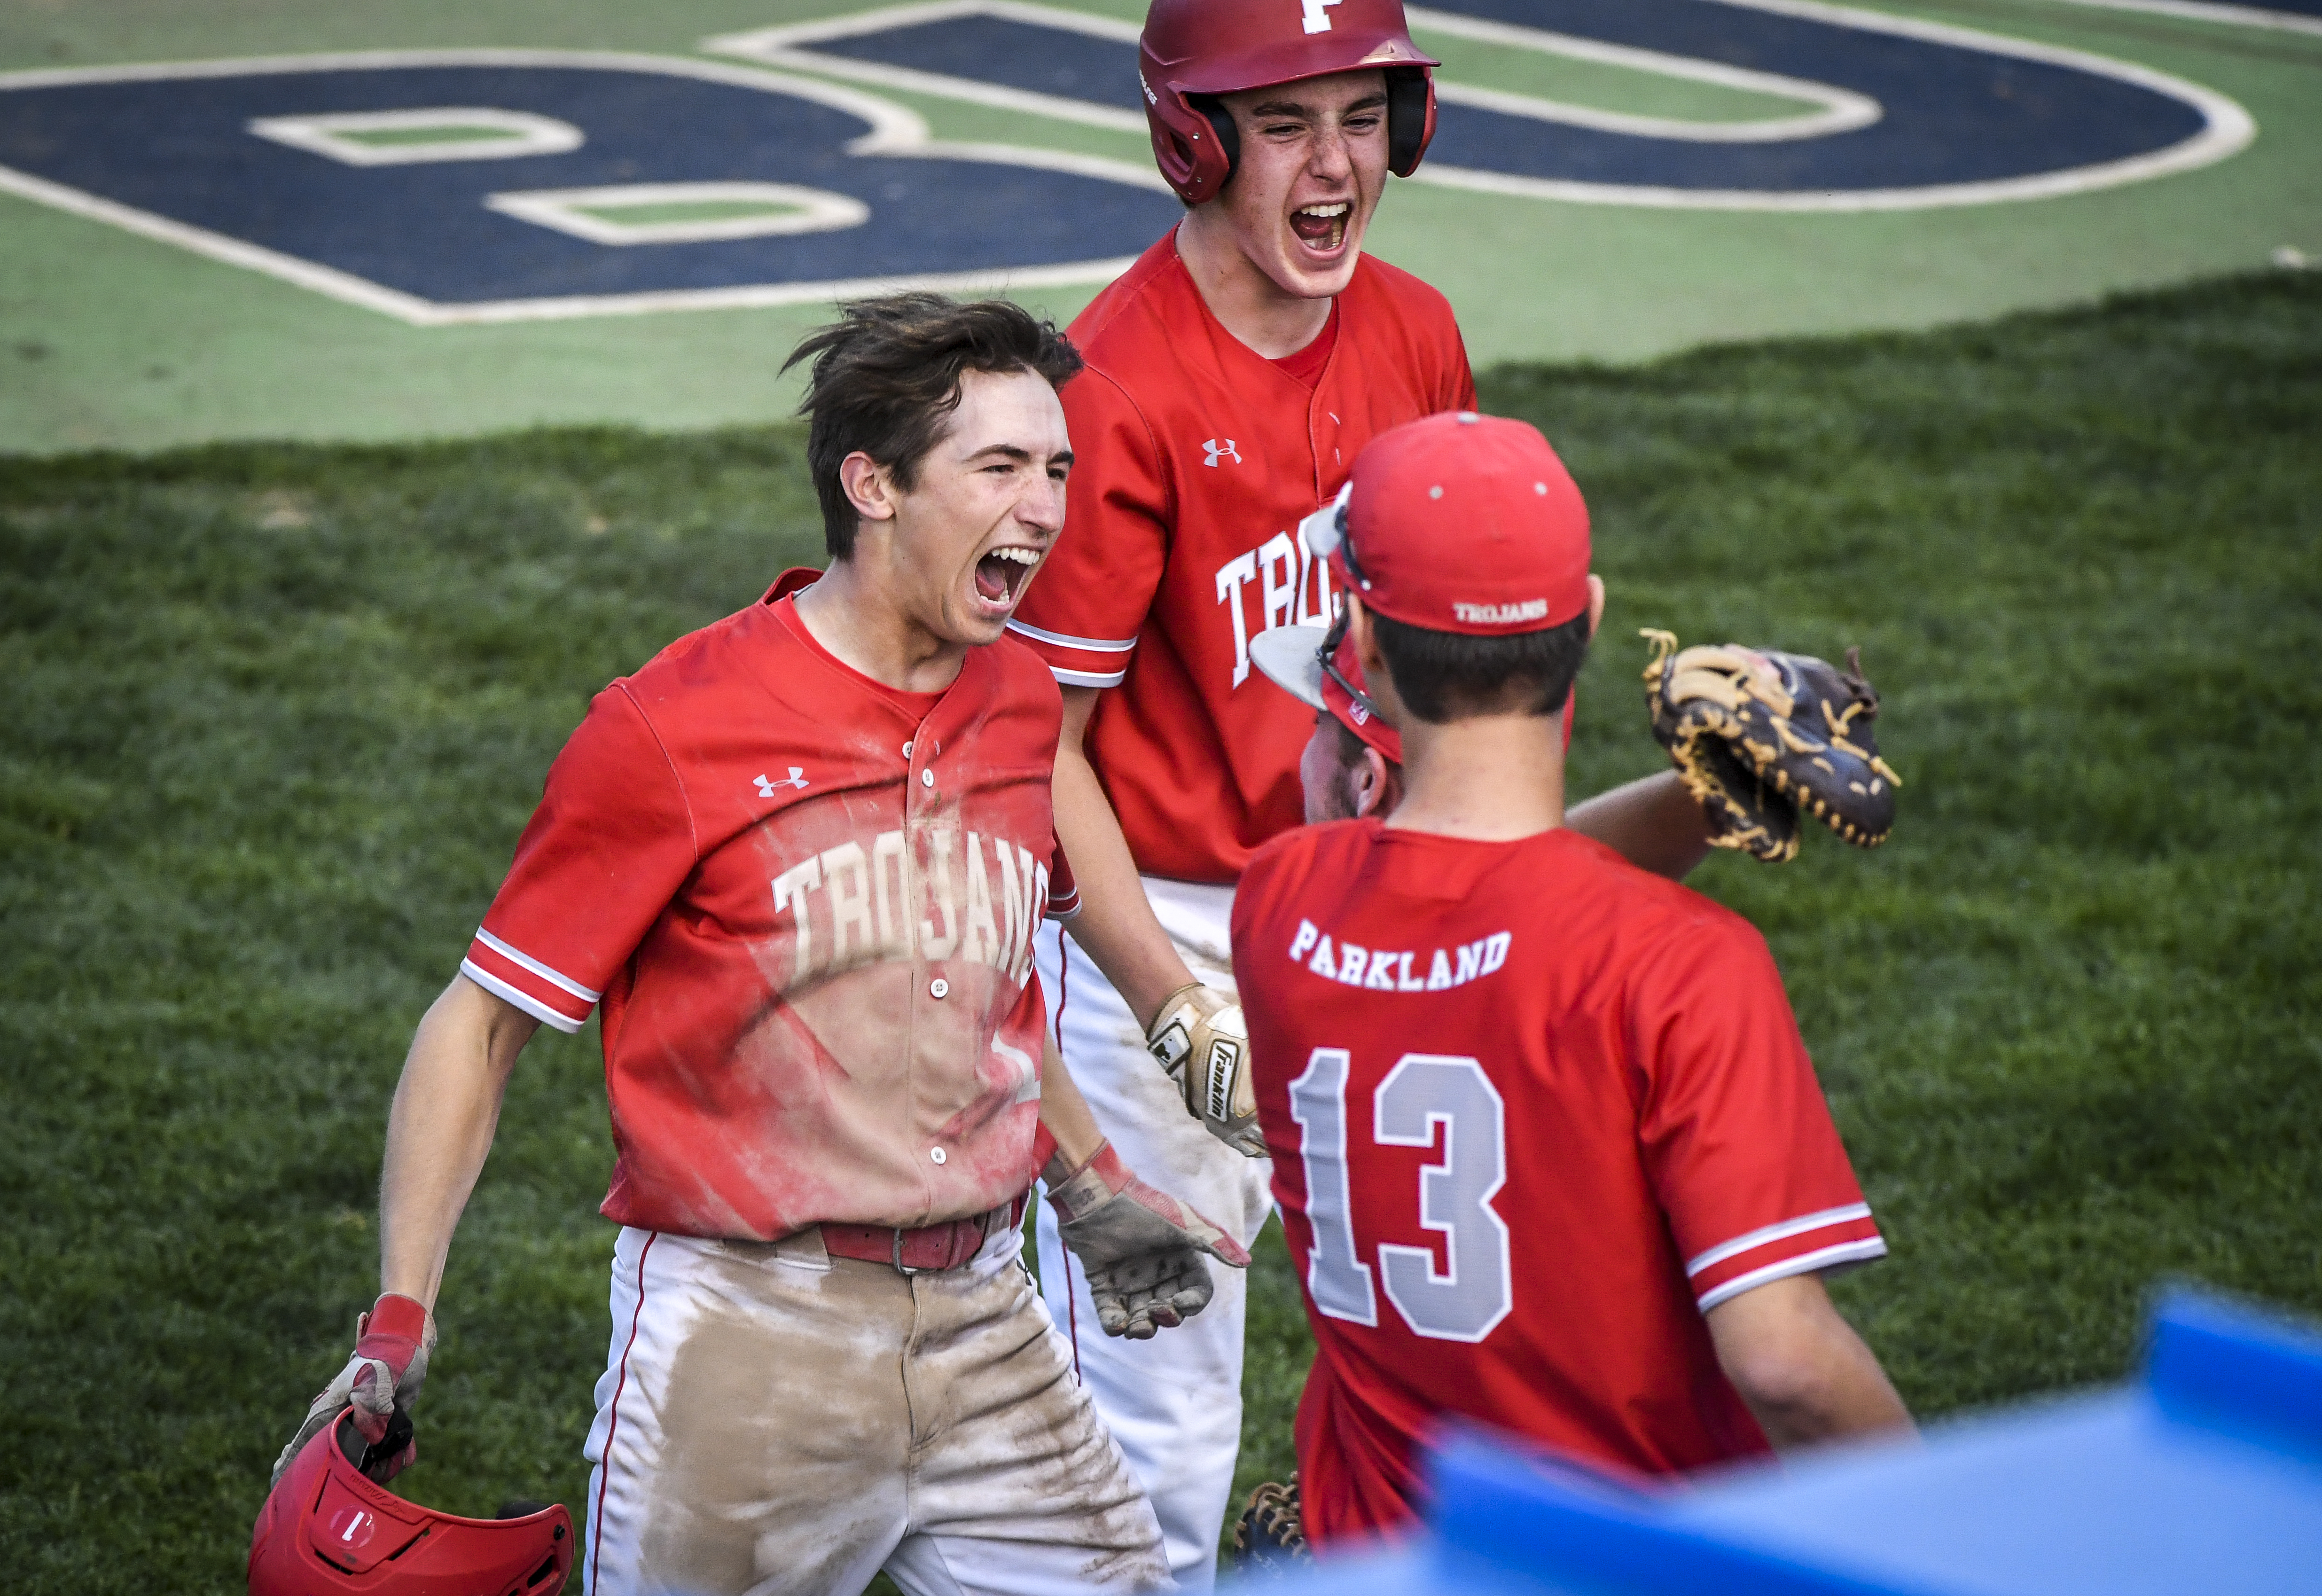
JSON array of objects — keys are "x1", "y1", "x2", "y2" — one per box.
[
  {"x1": 902, "y1": 741, "x2": 913, "y2": 758},
  {"x1": 930, "y1": 1147, "x2": 948, "y2": 1166},
  {"x1": 921, "y1": 769, "x2": 934, "y2": 788},
  {"x1": 929, "y1": 977, "x2": 949, "y2": 1000}
]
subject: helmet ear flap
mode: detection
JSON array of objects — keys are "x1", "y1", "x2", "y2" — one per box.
[
  {"x1": 1194, "y1": 95, "x2": 1240, "y2": 189},
  {"x1": 1385, "y1": 67, "x2": 1436, "y2": 177}
]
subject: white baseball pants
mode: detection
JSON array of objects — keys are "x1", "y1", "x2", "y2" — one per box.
[
  {"x1": 1034, "y1": 877, "x2": 1275, "y2": 1591},
  {"x1": 581, "y1": 1222, "x2": 1171, "y2": 1596}
]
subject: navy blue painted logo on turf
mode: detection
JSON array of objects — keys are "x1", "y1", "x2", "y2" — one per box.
[
  {"x1": 0, "y1": 53, "x2": 1181, "y2": 323},
  {"x1": 0, "y1": 0, "x2": 2255, "y2": 324}
]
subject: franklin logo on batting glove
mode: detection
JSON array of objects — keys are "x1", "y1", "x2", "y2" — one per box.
[{"x1": 1147, "y1": 981, "x2": 1267, "y2": 1158}]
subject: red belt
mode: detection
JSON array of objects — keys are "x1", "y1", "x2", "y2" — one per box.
[{"x1": 821, "y1": 1195, "x2": 1025, "y2": 1274}]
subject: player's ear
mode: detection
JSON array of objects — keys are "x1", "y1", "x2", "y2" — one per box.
[
  {"x1": 1352, "y1": 749, "x2": 1393, "y2": 819},
  {"x1": 839, "y1": 451, "x2": 899, "y2": 526},
  {"x1": 1585, "y1": 574, "x2": 1606, "y2": 641}
]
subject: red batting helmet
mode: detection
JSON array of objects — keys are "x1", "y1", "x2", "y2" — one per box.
[
  {"x1": 1139, "y1": 0, "x2": 1439, "y2": 204},
  {"x1": 250, "y1": 1410, "x2": 573, "y2": 1596}
]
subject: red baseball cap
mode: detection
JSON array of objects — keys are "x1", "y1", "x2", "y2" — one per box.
[{"x1": 1300, "y1": 412, "x2": 1590, "y2": 635}]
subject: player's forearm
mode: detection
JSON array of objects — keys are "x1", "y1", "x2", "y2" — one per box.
[
  {"x1": 1736, "y1": 1338, "x2": 1915, "y2": 1451},
  {"x1": 377, "y1": 976, "x2": 536, "y2": 1308},
  {"x1": 1052, "y1": 689, "x2": 1198, "y2": 1030},
  {"x1": 1707, "y1": 1275, "x2": 1915, "y2": 1451},
  {"x1": 1035, "y1": 1037, "x2": 1108, "y2": 1174},
  {"x1": 1566, "y1": 770, "x2": 1713, "y2": 882}
]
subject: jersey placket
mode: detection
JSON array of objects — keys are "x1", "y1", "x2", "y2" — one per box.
[{"x1": 904, "y1": 715, "x2": 951, "y2": 1184}]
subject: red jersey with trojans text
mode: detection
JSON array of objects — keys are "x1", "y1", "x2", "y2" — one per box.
[
  {"x1": 1230, "y1": 822, "x2": 1885, "y2": 1543},
  {"x1": 1007, "y1": 232, "x2": 1474, "y2": 882},
  {"x1": 461, "y1": 580, "x2": 1077, "y2": 1242}
]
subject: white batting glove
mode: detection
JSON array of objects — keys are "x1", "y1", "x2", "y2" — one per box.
[
  {"x1": 1045, "y1": 1140, "x2": 1251, "y2": 1338},
  {"x1": 1146, "y1": 982, "x2": 1268, "y2": 1158},
  {"x1": 272, "y1": 1292, "x2": 434, "y2": 1486}
]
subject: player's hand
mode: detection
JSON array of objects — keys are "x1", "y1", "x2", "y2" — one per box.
[
  {"x1": 1146, "y1": 983, "x2": 1267, "y2": 1158},
  {"x1": 1045, "y1": 1140, "x2": 1251, "y2": 1338},
  {"x1": 272, "y1": 1292, "x2": 434, "y2": 1486}
]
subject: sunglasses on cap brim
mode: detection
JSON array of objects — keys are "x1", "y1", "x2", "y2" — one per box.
[
  {"x1": 1297, "y1": 482, "x2": 1370, "y2": 590},
  {"x1": 1298, "y1": 484, "x2": 1385, "y2": 720}
]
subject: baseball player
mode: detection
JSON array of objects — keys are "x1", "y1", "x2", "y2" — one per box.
[
  {"x1": 1004, "y1": 1, "x2": 1712, "y2": 1577},
  {"x1": 270, "y1": 295, "x2": 1253, "y2": 1596},
  {"x1": 1230, "y1": 411, "x2": 1913, "y2": 1544}
]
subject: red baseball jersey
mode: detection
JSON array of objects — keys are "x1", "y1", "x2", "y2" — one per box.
[
  {"x1": 1007, "y1": 231, "x2": 1475, "y2": 882},
  {"x1": 461, "y1": 581, "x2": 1075, "y2": 1241},
  {"x1": 1230, "y1": 821, "x2": 1885, "y2": 1542}
]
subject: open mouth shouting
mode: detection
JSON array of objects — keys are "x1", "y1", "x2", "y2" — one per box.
[
  {"x1": 1290, "y1": 201, "x2": 1352, "y2": 259},
  {"x1": 972, "y1": 543, "x2": 1043, "y2": 613}
]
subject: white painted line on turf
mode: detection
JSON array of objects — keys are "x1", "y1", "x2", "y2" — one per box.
[
  {"x1": 705, "y1": 1, "x2": 1149, "y2": 134},
  {"x1": 1412, "y1": 0, "x2": 2255, "y2": 211},
  {"x1": 485, "y1": 182, "x2": 870, "y2": 245},
  {"x1": 1407, "y1": 7, "x2": 1883, "y2": 143},
  {"x1": 2034, "y1": 0, "x2": 2322, "y2": 39},
  {"x1": 246, "y1": 107, "x2": 585, "y2": 166},
  {"x1": 396, "y1": 257, "x2": 1149, "y2": 325},
  {"x1": 0, "y1": 162, "x2": 446, "y2": 323},
  {"x1": 0, "y1": 48, "x2": 1165, "y2": 325}
]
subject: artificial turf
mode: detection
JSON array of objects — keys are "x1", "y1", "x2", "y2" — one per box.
[{"x1": 3, "y1": 269, "x2": 2317, "y2": 1590}]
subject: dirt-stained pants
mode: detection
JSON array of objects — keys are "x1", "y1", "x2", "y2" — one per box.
[{"x1": 581, "y1": 1221, "x2": 1171, "y2": 1596}]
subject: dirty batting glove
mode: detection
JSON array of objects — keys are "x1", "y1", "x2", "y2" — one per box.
[
  {"x1": 272, "y1": 1292, "x2": 435, "y2": 1486},
  {"x1": 1045, "y1": 1140, "x2": 1251, "y2": 1339},
  {"x1": 1146, "y1": 982, "x2": 1267, "y2": 1158}
]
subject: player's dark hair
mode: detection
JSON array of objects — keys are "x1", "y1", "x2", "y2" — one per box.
[
  {"x1": 1368, "y1": 607, "x2": 1593, "y2": 724},
  {"x1": 783, "y1": 294, "x2": 1084, "y2": 559}
]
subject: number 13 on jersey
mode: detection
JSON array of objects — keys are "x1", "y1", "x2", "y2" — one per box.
[{"x1": 1289, "y1": 1047, "x2": 1512, "y2": 1344}]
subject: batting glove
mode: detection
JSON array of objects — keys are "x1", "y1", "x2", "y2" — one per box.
[
  {"x1": 1045, "y1": 1140, "x2": 1251, "y2": 1338},
  {"x1": 272, "y1": 1292, "x2": 434, "y2": 1486},
  {"x1": 1146, "y1": 982, "x2": 1267, "y2": 1158}
]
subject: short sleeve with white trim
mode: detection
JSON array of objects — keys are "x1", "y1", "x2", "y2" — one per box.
[
  {"x1": 1232, "y1": 822, "x2": 1883, "y2": 1543},
  {"x1": 1009, "y1": 232, "x2": 1475, "y2": 883},
  {"x1": 465, "y1": 586, "x2": 1073, "y2": 1241}
]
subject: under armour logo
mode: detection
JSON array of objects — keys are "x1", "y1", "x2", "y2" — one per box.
[
  {"x1": 755, "y1": 768, "x2": 809, "y2": 796},
  {"x1": 1203, "y1": 438, "x2": 1243, "y2": 468},
  {"x1": 1301, "y1": 0, "x2": 1344, "y2": 34}
]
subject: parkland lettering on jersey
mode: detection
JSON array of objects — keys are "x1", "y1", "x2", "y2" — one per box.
[
  {"x1": 1215, "y1": 531, "x2": 1336, "y2": 689},
  {"x1": 1288, "y1": 918, "x2": 1511, "y2": 993},
  {"x1": 773, "y1": 826, "x2": 1049, "y2": 989}
]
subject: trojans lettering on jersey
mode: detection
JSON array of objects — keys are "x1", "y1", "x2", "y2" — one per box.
[
  {"x1": 771, "y1": 823, "x2": 1052, "y2": 989},
  {"x1": 1212, "y1": 526, "x2": 1336, "y2": 691}
]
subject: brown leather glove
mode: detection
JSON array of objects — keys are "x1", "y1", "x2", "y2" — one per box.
[{"x1": 1642, "y1": 629, "x2": 1902, "y2": 862}]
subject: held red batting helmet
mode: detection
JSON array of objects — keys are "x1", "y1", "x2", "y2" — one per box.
[
  {"x1": 250, "y1": 1410, "x2": 574, "y2": 1596},
  {"x1": 1139, "y1": 0, "x2": 1439, "y2": 204}
]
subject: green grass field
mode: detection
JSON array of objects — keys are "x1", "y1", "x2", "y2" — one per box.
[{"x1": 4, "y1": 271, "x2": 2319, "y2": 1590}]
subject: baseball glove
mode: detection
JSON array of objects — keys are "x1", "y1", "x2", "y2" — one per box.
[
  {"x1": 1232, "y1": 1478, "x2": 1311, "y2": 1575},
  {"x1": 1641, "y1": 629, "x2": 1902, "y2": 863}
]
